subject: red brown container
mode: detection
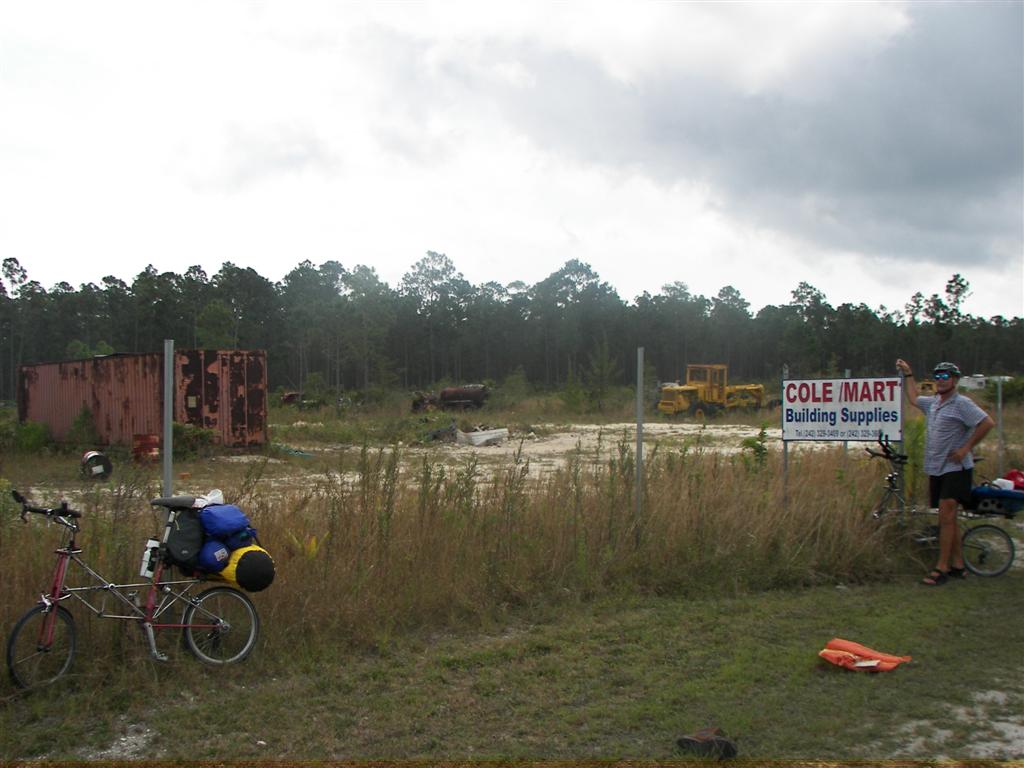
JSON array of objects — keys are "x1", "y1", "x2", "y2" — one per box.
[
  {"x1": 17, "y1": 350, "x2": 267, "y2": 448},
  {"x1": 132, "y1": 434, "x2": 161, "y2": 462},
  {"x1": 18, "y1": 354, "x2": 163, "y2": 446},
  {"x1": 175, "y1": 350, "x2": 267, "y2": 447}
]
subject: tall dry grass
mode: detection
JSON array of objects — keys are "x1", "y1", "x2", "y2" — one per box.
[{"x1": 0, "y1": 438, "x2": 906, "y2": 678}]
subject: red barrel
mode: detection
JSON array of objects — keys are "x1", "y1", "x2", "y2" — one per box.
[{"x1": 132, "y1": 434, "x2": 160, "y2": 463}]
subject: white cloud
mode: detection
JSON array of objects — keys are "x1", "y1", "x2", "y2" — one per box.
[{"x1": 0, "y1": 1, "x2": 1019, "y2": 320}]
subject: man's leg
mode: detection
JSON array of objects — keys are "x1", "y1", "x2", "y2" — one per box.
[
  {"x1": 949, "y1": 501, "x2": 964, "y2": 571},
  {"x1": 935, "y1": 497, "x2": 960, "y2": 572}
]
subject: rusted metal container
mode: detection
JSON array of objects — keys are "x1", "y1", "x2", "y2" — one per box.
[
  {"x1": 17, "y1": 350, "x2": 267, "y2": 448},
  {"x1": 439, "y1": 384, "x2": 488, "y2": 409},
  {"x1": 175, "y1": 350, "x2": 267, "y2": 447},
  {"x1": 18, "y1": 354, "x2": 164, "y2": 446}
]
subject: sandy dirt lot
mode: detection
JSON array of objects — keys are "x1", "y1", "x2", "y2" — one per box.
[{"x1": 392, "y1": 420, "x2": 850, "y2": 477}]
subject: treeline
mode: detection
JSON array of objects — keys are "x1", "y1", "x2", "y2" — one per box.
[{"x1": 0, "y1": 253, "x2": 1020, "y2": 401}]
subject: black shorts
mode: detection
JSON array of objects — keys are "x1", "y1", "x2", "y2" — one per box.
[{"x1": 929, "y1": 469, "x2": 973, "y2": 508}]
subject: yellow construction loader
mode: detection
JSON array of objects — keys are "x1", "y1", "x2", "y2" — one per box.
[{"x1": 657, "y1": 364, "x2": 765, "y2": 419}]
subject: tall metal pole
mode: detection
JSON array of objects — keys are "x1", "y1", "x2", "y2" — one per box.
[
  {"x1": 163, "y1": 339, "x2": 174, "y2": 496},
  {"x1": 997, "y1": 378, "x2": 1005, "y2": 477},
  {"x1": 635, "y1": 346, "x2": 644, "y2": 546},
  {"x1": 781, "y1": 364, "x2": 788, "y2": 507}
]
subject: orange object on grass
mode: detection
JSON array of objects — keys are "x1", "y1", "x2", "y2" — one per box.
[{"x1": 818, "y1": 637, "x2": 911, "y2": 672}]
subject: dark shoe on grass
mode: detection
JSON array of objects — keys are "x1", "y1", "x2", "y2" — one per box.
[
  {"x1": 949, "y1": 566, "x2": 967, "y2": 579},
  {"x1": 676, "y1": 727, "x2": 738, "y2": 760},
  {"x1": 922, "y1": 569, "x2": 949, "y2": 586}
]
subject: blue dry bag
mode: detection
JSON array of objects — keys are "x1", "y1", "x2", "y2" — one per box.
[
  {"x1": 197, "y1": 539, "x2": 231, "y2": 573},
  {"x1": 200, "y1": 504, "x2": 250, "y2": 538}
]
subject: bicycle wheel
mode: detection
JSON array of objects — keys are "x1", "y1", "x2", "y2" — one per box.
[
  {"x1": 182, "y1": 587, "x2": 259, "y2": 665},
  {"x1": 6, "y1": 605, "x2": 76, "y2": 689},
  {"x1": 962, "y1": 524, "x2": 1015, "y2": 577}
]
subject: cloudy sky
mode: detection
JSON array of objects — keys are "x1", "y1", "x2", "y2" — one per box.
[{"x1": 2, "y1": 1, "x2": 1021, "y2": 318}]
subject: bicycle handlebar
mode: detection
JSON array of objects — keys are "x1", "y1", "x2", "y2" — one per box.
[
  {"x1": 864, "y1": 435, "x2": 908, "y2": 465},
  {"x1": 11, "y1": 489, "x2": 82, "y2": 523}
]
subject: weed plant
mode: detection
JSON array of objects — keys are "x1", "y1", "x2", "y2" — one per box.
[
  {"x1": 1, "y1": 402, "x2": 1018, "y2": 699},
  {"x1": 1, "y1": 437, "x2": 899, "y2": 687}
]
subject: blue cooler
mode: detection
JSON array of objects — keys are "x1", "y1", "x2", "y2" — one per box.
[{"x1": 970, "y1": 485, "x2": 1024, "y2": 517}]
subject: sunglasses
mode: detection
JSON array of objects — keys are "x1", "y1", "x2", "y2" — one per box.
[{"x1": 933, "y1": 372, "x2": 953, "y2": 380}]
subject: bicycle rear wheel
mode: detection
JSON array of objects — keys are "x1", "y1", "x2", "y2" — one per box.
[
  {"x1": 6, "y1": 605, "x2": 76, "y2": 689},
  {"x1": 182, "y1": 587, "x2": 259, "y2": 665},
  {"x1": 962, "y1": 524, "x2": 1015, "y2": 577}
]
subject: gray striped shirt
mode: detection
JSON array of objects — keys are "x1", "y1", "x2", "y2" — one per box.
[{"x1": 915, "y1": 393, "x2": 988, "y2": 476}]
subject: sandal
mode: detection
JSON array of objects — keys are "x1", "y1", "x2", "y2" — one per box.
[
  {"x1": 949, "y1": 566, "x2": 968, "y2": 579},
  {"x1": 922, "y1": 569, "x2": 949, "y2": 586}
]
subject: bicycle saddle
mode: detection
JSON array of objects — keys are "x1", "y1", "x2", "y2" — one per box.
[{"x1": 150, "y1": 495, "x2": 196, "y2": 509}]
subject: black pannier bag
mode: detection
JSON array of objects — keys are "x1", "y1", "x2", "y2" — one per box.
[{"x1": 164, "y1": 507, "x2": 204, "y2": 572}]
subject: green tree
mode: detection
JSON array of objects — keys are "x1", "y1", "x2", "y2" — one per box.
[
  {"x1": 790, "y1": 282, "x2": 835, "y2": 375},
  {"x1": 585, "y1": 335, "x2": 622, "y2": 412},
  {"x1": 708, "y1": 285, "x2": 752, "y2": 373},
  {"x1": 196, "y1": 299, "x2": 236, "y2": 349},
  {"x1": 2, "y1": 258, "x2": 29, "y2": 399},
  {"x1": 342, "y1": 265, "x2": 395, "y2": 390},
  {"x1": 400, "y1": 251, "x2": 471, "y2": 384}
]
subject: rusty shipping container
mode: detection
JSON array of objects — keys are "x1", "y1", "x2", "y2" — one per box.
[
  {"x1": 175, "y1": 350, "x2": 267, "y2": 447},
  {"x1": 17, "y1": 350, "x2": 267, "y2": 448}
]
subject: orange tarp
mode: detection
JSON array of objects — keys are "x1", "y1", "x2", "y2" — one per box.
[{"x1": 818, "y1": 637, "x2": 912, "y2": 672}]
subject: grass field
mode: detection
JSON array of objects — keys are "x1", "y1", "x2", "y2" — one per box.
[
  {"x1": 0, "y1": 400, "x2": 1021, "y2": 760},
  {"x1": 1, "y1": 573, "x2": 1022, "y2": 760}
]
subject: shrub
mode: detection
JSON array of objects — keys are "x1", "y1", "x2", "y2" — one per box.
[
  {"x1": 560, "y1": 367, "x2": 587, "y2": 414},
  {"x1": 0, "y1": 408, "x2": 15, "y2": 452},
  {"x1": 66, "y1": 406, "x2": 101, "y2": 451},
  {"x1": 14, "y1": 421, "x2": 49, "y2": 453},
  {"x1": 172, "y1": 422, "x2": 216, "y2": 458}
]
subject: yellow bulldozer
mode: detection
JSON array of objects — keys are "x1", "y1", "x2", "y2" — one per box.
[{"x1": 657, "y1": 364, "x2": 765, "y2": 419}]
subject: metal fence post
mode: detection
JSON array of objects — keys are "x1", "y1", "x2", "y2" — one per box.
[
  {"x1": 635, "y1": 346, "x2": 644, "y2": 547},
  {"x1": 997, "y1": 378, "x2": 1005, "y2": 477},
  {"x1": 163, "y1": 339, "x2": 174, "y2": 497}
]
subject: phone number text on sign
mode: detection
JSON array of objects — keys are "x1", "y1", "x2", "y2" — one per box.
[{"x1": 781, "y1": 377, "x2": 902, "y2": 442}]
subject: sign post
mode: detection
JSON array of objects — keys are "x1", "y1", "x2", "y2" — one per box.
[{"x1": 781, "y1": 365, "x2": 789, "y2": 506}]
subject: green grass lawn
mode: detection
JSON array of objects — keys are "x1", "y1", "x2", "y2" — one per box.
[{"x1": 3, "y1": 568, "x2": 1022, "y2": 761}]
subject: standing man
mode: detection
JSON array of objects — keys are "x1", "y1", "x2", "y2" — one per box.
[{"x1": 895, "y1": 359, "x2": 994, "y2": 585}]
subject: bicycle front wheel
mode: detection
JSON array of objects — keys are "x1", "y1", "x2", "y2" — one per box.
[
  {"x1": 962, "y1": 524, "x2": 1015, "y2": 577},
  {"x1": 182, "y1": 587, "x2": 259, "y2": 665},
  {"x1": 6, "y1": 605, "x2": 76, "y2": 689}
]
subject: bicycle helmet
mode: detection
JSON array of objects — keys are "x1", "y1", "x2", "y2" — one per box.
[{"x1": 932, "y1": 361, "x2": 961, "y2": 377}]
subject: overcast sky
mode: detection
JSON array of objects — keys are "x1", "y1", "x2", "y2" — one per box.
[{"x1": 2, "y1": 1, "x2": 1021, "y2": 318}]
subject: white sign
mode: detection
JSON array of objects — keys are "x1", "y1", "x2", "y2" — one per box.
[{"x1": 782, "y1": 377, "x2": 902, "y2": 442}]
